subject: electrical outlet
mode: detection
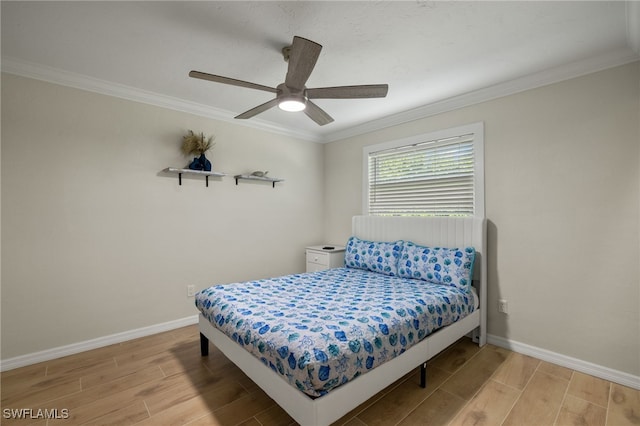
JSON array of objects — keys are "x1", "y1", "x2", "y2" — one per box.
[
  {"x1": 187, "y1": 285, "x2": 196, "y2": 297},
  {"x1": 498, "y1": 299, "x2": 508, "y2": 314}
]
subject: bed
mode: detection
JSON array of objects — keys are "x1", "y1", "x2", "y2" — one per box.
[{"x1": 196, "y1": 215, "x2": 486, "y2": 425}]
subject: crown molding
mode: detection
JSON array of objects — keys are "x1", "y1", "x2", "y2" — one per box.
[
  {"x1": 3, "y1": 49, "x2": 638, "y2": 145},
  {"x1": 324, "y1": 47, "x2": 640, "y2": 143},
  {"x1": 0, "y1": 57, "x2": 324, "y2": 143}
]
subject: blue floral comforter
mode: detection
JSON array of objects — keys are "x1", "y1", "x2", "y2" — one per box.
[{"x1": 195, "y1": 267, "x2": 474, "y2": 397}]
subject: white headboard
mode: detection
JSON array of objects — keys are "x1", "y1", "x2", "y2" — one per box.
[
  {"x1": 352, "y1": 216, "x2": 485, "y2": 250},
  {"x1": 352, "y1": 215, "x2": 487, "y2": 344}
]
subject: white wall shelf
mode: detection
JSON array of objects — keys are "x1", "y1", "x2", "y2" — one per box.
[
  {"x1": 234, "y1": 174, "x2": 284, "y2": 188},
  {"x1": 163, "y1": 167, "x2": 226, "y2": 187}
]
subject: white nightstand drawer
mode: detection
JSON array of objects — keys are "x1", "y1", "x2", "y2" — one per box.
[
  {"x1": 306, "y1": 251, "x2": 330, "y2": 266},
  {"x1": 305, "y1": 245, "x2": 346, "y2": 273}
]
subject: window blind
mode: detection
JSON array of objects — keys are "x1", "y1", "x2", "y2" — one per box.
[{"x1": 367, "y1": 134, "x2": 475, "y2": 216}]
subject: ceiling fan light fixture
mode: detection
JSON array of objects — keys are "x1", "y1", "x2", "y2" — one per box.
[
  {"x1": 278, "y1": 98, "x2": 306, "y2": 112},
  {"x1": 190, "y1": 36, "x2": 388, "y2": 125}
]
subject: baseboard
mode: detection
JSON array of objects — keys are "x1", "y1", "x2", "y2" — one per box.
[
  {"x1": 487, "y1": 334, "x2": 640, "y2": 390},
  {"x1": 0, "y1": 315, "x2": 199, "y2": 372},
  {"x1": 2, "y1": 320, "x2": 637, "y2": 390}
]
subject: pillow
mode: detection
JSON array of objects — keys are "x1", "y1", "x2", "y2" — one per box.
[
  {"x1": 344, "y1": 236, "x2": 403, "y2": 276},
  {"x1": 398, "y1": 242, "x2": 476, "y2": 291}
]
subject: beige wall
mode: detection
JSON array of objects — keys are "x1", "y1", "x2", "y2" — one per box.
[
  {"x1": 2, "y1": 63, "x2": 639, "y2": 378},
  {"x1": 1, "y1": 74, "x2": 324, "y2": 359},
  {"x1": 324, "y1": 62, "x2": 640, "y2": 376}
]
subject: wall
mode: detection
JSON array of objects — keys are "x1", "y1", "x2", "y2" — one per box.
[
  {"x1": 1, "y1": 74, "x2": 324, "y2": 360},
  {"x1": 324, "y1": 62, "x2": 640, "y2": 377}
]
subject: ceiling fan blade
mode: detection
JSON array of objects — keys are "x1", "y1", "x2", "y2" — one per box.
[
  {"x1": 306, "y1": 84, "x2": 389, "y2": 99},
  {"x1": 235, "y1": 98, "x2": 280, "y2": 119},
  {"x1": 189, "y1": 70, "x2": 277, "y2": 94},
  {"x1": 285, "y1": 36, "x2": 322, "y2": 90},
  {"x1": 304, "y1": 101, "x2": 334, "y2": 126}
]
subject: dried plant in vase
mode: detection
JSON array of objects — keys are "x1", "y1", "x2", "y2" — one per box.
[{"x1": 182, "y1": 130, "x2": 215, "y2": 171}]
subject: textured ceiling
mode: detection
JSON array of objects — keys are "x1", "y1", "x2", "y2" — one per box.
[{"x1": 2, "y1": 1, "x2": 639, "y2": 142}]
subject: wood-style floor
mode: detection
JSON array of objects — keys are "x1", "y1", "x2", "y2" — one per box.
[{"x1": 1, "y1": 325, "x2": 638, "y2": 426}]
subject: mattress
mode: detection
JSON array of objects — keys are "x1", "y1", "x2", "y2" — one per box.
[{"x1": 195, "y1": 267, "x2": 475, "y2": 397}]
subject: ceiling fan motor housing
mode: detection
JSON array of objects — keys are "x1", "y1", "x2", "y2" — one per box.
[{"x1": 277, "y1": 83, "x2": 307, "y2": 111}]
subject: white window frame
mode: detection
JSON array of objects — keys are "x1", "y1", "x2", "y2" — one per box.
[{"x1": 362, "y1": 122, "x2": 485, "y2": 217}]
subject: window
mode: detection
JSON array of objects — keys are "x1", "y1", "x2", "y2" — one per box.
[{"x1": 363, "y1": 122, "x2": 484, "y2": 217}]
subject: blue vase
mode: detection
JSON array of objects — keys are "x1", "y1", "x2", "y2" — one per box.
[
  {"x1": 201, "y1": 154, "x2": 212, "y2": 172},
  {"x1": 189, "y1": 154, "x2": 211, "y2": 171}
]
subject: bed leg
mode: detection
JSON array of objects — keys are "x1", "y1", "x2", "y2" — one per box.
[
  {"x1": 472, "y1": 327, "x2": 480, "y2": 344},
  {"x1": 420, "y1": 362, "x2": 427, "y2": 388},
  {"x1": 200, "y1": 333, "x2": 209, "y2": 357}
]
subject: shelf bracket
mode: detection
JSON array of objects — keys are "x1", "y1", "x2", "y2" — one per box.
[{"x1": 178, "y1": 173, "x2": 182, "y2": 186}]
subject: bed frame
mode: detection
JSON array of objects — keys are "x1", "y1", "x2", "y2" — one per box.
[{"x1": 198, "y1": 215, "x2": 487, "y2": 426}]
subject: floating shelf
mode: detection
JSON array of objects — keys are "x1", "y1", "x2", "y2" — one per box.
[
  {"x1": 234, "y1": 174, "x2": 284, "y2": 188},
  {"x1": 164, "y1": 167, "x2": 226, "y2": 187}
]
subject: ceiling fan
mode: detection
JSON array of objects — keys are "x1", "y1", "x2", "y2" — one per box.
[{"x1": 189, "y1": 36, "x2": 389, "y2": 126}]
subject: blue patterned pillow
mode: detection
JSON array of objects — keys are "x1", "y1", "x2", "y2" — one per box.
[
  {"x1": 398, "y1": 242, "x2": 476, "y2": 291},
  {"x1": 344, "y1": 237, "x2": 403, "y2": 276}
]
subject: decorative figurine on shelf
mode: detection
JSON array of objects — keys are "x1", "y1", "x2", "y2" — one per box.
[
  {"x1": 250, "y1": 171, "x2": 269, "y2": 177},
  {"x1": 182, "y1": 130, "x2": 215, "y2": 172}
]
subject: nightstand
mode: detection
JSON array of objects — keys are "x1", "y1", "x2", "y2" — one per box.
[{"x1": 305, "y1": 245, "x2": 346, "y2": 272}]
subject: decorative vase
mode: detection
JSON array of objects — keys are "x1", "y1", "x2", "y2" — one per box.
[
  {"x1": 188, "y1": 153, "x2": 212, "y2": 171},
  {"x1": 200, "y1": 153, "x2": 212, "y2": 172}
]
